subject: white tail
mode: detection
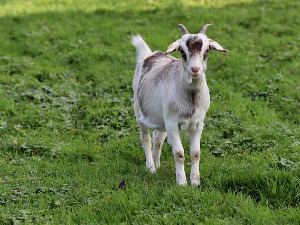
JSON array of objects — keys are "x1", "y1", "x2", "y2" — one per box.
[{"x1": 131, "y1": 35, "x2": 152, "y2": 62}]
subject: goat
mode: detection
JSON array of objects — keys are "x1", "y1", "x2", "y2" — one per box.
[{"x1": 131, "y1": 24, "x2": 227, "y2": 185}]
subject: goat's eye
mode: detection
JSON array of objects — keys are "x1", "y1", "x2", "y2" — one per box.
[{"x1": 203, "y1": 49, "x2": 209, "y2": 59}]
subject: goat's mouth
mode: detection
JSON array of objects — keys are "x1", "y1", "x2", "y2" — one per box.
[
  {"x1": 188, "y1": 69, "x2": 202, "y2": 78},
  {"x1": 191, "y1": 73, "x2": 201, "y2": 78}
]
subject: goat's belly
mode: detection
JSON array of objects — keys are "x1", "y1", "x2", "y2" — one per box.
[{"x1": 136, "y1": 115, "x2": 165, "y2": 131}]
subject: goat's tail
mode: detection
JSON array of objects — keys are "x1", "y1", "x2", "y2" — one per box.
[{"x1": 131, "y1": 35, "x2": 152, "y2": 62}]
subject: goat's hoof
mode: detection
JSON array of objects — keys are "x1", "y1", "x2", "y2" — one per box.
[
  {"x1": 191, "y1": 180, "x2": 200, "y2": 186},
  {"x1": 176, "y1": 174, "x2": 187, "y2": 186},
  {"x1": 147, "y1": 166, "x2": 156, "y2": 173},
  {"x1": 190, "y1": 174, "x2": 200, "y2": 186},
  {"x1": 177, "y1": 180, "x2": 187, "y2": 186},
  {"x1": 154, "y1": 161, "x2": 160, "y2": 169}
]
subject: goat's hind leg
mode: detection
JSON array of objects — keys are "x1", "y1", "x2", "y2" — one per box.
[
  {"x1": 152, "y1": 130, "x2": 167, "y2": 169},
  {"x1": 138, "y1": 122, "x2": 156, "y2": 173}
]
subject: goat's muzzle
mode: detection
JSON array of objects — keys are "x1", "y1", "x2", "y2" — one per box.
[{"x1": 191, "y1": 67, "x2": 200, "y2": 74}]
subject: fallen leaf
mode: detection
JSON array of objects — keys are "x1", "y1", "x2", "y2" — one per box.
[
  {"x1": 104, "y1": 195, "x2": 111, "y2": 200},
  {"x1": 70, "y1": 128, "x2": 77, "y2": 132}
]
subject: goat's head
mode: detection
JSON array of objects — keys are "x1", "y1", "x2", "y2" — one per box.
[{"x1": 165, "y1": 24, "x2": 227, "y2": 82}]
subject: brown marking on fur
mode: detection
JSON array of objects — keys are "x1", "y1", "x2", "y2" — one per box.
[
  {"x1": 186, "y1": 37, "x2": 203, "y2": 56},
  {"x1": 141, "y1": 52, "x2": 177, "y2": 86},
  {"x1": 176, "y1": 151, "x2": 185, "y2": 163},
  {"x1": 156, "y1": 143, "x2": 162, "y2": 149},
  {"x1": 191, "y1": 152, "x2": 200, "y2": 163},
  {"x1": 189, "y1": 90, "x2": 198, "y2": 106},
  {"x1": 179, "y1": 47, "x2": 187, "y2": 61},
  {"x1": 143, "y1": 51, "x2": 164, "y2": 73},
  {"x1": 179, "y1": 89, "x2": 199, "y2": 118}
]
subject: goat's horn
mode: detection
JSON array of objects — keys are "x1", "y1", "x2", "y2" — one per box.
[
  {"x1": 178, "y1": 24, "x2": 189, "y2": 35},
  {"x1": 199, "y1": 24, "x2": 212, "y2": 35}
]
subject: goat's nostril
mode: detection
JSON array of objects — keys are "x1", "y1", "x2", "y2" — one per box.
[{"x1": 191, "y1": 67, "x2": 200, "y2": 73}]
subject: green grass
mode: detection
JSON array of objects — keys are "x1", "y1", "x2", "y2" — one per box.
[{"x1": 0, "y1": 0, "x2": 299, "y2": 223}]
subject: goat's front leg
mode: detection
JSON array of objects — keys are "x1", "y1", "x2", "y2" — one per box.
[
  {"x1": 166, "y1": 123, "x2": 187, "y2": 185},
  {"x1": 189, "y1": 122, "x2": 203, "y2": 186},
  {"x1": 138, "y1": 122, "x2": 155, "y2": 173}
]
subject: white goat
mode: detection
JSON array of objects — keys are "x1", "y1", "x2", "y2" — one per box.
[{"x1": 132, "y1": 24, "x2": 227, "y2": 185}]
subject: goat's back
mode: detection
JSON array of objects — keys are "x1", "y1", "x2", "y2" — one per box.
[{"x1": 133, "y1": 51, "x2": 182, "y2": 129}]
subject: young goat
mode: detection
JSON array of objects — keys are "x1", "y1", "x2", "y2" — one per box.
[{"x1": 132, "y1": 24, "x2": 227, "y2": 185}]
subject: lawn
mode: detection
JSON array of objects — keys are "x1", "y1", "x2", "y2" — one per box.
[{"x1": 0, "y1": 0, "x2": 299, "y2": 224}]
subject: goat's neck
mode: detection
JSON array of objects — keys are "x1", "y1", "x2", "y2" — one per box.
[{"x1": 182, "y1": 71, "x2": 207, "y2": 91}]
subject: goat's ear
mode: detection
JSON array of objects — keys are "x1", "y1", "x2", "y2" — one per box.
[
  {"x1": 209, "y1": 40, "x2": 228, "y2": 53},
  {"x1": 165, "y1": 40, "x2": 180, "y2": 54}
]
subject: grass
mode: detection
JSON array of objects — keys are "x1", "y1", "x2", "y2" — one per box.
[{"x1": 0, "y1": 0, "x2": 299, "y2": 223}]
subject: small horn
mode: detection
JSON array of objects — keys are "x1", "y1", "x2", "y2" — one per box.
[
  {"x1": 199, "y1": 24, "x2": 212, "y2": 35},
  {"x1": 178, "y1": 24, "x2": 189, "y2": 35}
]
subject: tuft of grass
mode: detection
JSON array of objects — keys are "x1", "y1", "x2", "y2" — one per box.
[{"x1": 0, "y1": 0, "x2": 299, "y2": 224}]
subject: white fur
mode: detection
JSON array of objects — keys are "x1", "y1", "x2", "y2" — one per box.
[
  {"x1": 131, "y1": 28, "x2": 227, "y2": 185},
  {"x1": 131, "y1": 35, "x2": 152, "y2": 62}
]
